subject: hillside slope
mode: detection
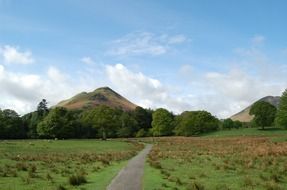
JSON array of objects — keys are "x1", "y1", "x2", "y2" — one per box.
[
  {"x1": 55, "y1": 87, "x2": 137, "y2": 111},
  {"x1": 230, "y1": 96, "x2": 280, "y2": 122}
]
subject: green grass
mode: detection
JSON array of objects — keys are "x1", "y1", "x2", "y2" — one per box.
[
  {"x1": 143, "y1": 162, "x2": 178, "y2": 190},
  {"x1": 144, "y1": 136, "x2": 287, "y2": 190},
  {"x1": 202, "y1": 127, "x2": 287, "y2": 138},
  {"x1": 0, "y1": 139, "x2": 143, "y2": 190}
]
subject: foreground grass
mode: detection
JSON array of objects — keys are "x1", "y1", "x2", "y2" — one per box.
[
  {"x1": 144, "y1": 136, "x2": 287, "y2": 190},
  {"x1": 202, "y1": 127, "x2": 287, "y2": 138},
  {"x1": 0, "y1": 139, "x2": 143, "y2": 190}
]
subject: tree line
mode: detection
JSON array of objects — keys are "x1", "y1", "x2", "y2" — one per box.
[
  {"x1": 1, "y1": 89, "x2": 287, "y2": 139},
  {"x1": 0, "y1": 99, "x2": 220, "y2": 139}
]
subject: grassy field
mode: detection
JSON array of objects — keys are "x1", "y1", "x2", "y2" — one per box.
[
  {"x1": 202, "y1": 127, "x2": 287, "y2": 137},
  {"x1": 144, "y1": 129, "x2": 287, "y2": 190},
  {"x1": 0, "y1": 139, "x2": 143, "y2": 190}
]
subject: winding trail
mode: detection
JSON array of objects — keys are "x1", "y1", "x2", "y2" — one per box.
[{"x1": 107, "y1": 144, "x2": 153, "y2": 190}]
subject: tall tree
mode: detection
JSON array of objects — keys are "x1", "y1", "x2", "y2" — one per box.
[
  {"x1": 151, "y1": 108, "x2": 174, "y2": 136},
  {"x1": 22, "y1": 99, "x2": 49, "y2": 138},
  {"x1": 249, "y1": 101, "x2": 277, "y2": 130},
  {"x1": 276, "y1": 89, "x2": 287, "y2": 128},
  {"x1": 37, "y1": 99, "x2": 49, "y2": 117}
]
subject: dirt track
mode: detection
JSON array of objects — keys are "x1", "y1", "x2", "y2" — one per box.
[{"x1": 107, "y1": 144, "x2": 152, "y2": 190}]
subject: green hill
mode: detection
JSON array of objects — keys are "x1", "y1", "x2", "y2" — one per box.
[{"x1": 55, "y1": 87, "x2": 137, "y2": 111}]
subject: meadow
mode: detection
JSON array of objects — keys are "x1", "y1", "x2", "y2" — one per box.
[
  {"x1": 144, "y1": 128, "x2": 287, "y2": 190},
  {"x1": 0, "y1": 139, "x2": 143, "y2": 190}
]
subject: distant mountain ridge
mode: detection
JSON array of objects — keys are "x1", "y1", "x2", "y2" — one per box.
[
  {"x1": 55, "y1": 87, "x2": 137, "y2": 111},
  {"x1": 230, "y1": 96, "x2": 281, "y2": 122}
]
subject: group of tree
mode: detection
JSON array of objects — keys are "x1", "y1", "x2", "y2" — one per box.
[
  {"x1": 21, "y1": 102, "x2": 153, "y2": 140},
  {"x1": 0, "y1": 99, "x2": 220, "y2": 139},
  {"x1": 0, "y1": 109, "x2": 25, "y2": 139},
  {"x1": 249, "y1": 89, "x2": 287, "y2": 129},
  {"x1": 1, "y1": 88, "x2": 287, "y2": 139},
  {"x1": 174, "y1": 111, "x2": 219, "y2": 136},
  {"x1": 221, "y1": 118, "x2": 243, "y2": 130}
]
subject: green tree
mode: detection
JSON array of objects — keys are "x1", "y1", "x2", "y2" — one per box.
[
  {"x1": 117, "y1": 112, "x2": 138, "y2": 137},
  {"x1": 0, "y1": 109, "x2": 25, "y2": 139},
  {"x1": 175, "y1": 111, "x2": 219, "y2": 136},
  {"x1": 22, "y1": 111, "x2": 42, "y2": 138},
  {"x1": 222, "y1": 119, "x2": 242, "y2": 130},
  {"x1": 233, "y1": 120, "x2": 243, "y2": 129},
  {"x1": 37, "y1": 99, "x2": 49, "y2": 116},
  {"x1": 22, "y1": 99, "x2": 50, "y2": 138},
  {"x1": 133, "y1": 107, "x2": 152, "y2": 130},
  {"x1": 249, "y1": 101, "x2": 277, "y2": 130},
  {"x1": 276, "y1": 89, "x2": 287, "y2": 128},
  {"x1": 151, "y1": 108, "x2": 174, "y2": 136},
  {"x1": 222, "y1": 119, "x2": 234, "y2": 130},
  {"x1": 81, "y1": 105, "x2": 117, "y2": 140},
  {"x1": 37, "y1": 107, "x2": 77, "y2": 138}
]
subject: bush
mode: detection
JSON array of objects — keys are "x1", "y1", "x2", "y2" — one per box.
[
  {"x1": 68, "y1": 174, "x2": 87, "y2": 186},
  {"x1": 16, "y1": 162, "x2": 28, "y2": 171}
]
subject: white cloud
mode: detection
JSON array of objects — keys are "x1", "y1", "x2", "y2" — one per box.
[
  {"x1": 47, "y1": 66, "x2": 67, "y2": 82},
  {"x1": 1, "y1": 35, "x2": 285, "y2": 120},
  {"x1": 81, "y1": 57, "x2": 95, "y2": 65},
  {"x1": 0, "y1": 45, "x2": 34, "y2": 64},
  {"x1": 251, "y1": 35, "x2": 265, "y2": 46},
  {"x1": 203, "y1": 69, "x2": 285, "y2": 117},
  {"x1": 167, "y1": 34, "x2": 187, "y2": 44},
  {"x1": 106, "y1": 63, "x2": 191, "y2": 113},
  {"x1": 108, "y1": 32, "x2": 187, "y2": 56},
  {"x1": 176, "y1": 36, "x2": 287, "y2": 118},
  {"x1": 179, "y1": 64, "x2": 193, "y2": 78},
  {"x1": 0, "y1": 64, "x2": 101, "y2": 114}
]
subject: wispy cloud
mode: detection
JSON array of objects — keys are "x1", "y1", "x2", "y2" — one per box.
[
  {"x1": 107, "y1": 32, "x2": 187, "y2": 56},
  {"x1": 251, "y1": 35, "x2": 265, "y2": 46},
  {"x1": 0, "y1": 45, "x2": 34, "y2": 64},
  {"x1": 80, "y1": 57, "x2": 96, "y2": 65},
  {"x1": 167, "y1": 34, "x2": 187, "y2": 44}
]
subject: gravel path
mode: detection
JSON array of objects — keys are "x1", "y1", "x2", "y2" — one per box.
[{"x1": 107, "y1": 144, "x2": 153, "y2": 190}]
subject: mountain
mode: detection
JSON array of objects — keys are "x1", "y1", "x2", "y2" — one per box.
[
  {"x1": 55, "y1": 87, "x2": 137, "y2": 111},
  {"x1": 230, "y1": 96, "x2": 281, "y2": 122}
]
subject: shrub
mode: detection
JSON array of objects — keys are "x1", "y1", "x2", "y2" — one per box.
[
  {"x1": 16, "y1": 162, "x2": 28, "y2": 171},
  {"x1": 68, "y1": 174, "x2": 87, "y2": 186}
]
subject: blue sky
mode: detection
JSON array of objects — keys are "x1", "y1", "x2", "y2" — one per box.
[{"x1": 0, "y1": 0, "x2": 287, "y2": 118}]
